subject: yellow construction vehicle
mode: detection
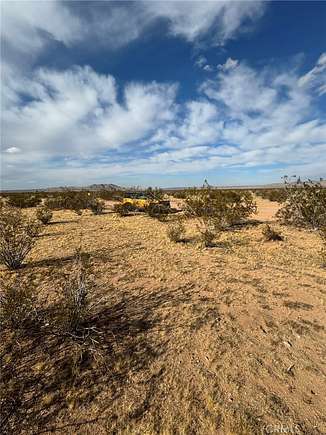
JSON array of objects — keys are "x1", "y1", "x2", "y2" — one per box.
[{"x1": 122, "y1": 192, "x2": 170, "y2": 210}]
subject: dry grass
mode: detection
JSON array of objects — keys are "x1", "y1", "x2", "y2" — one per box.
[{"x1": 0, "y1": 198, "x2": 325, "y2": 434}]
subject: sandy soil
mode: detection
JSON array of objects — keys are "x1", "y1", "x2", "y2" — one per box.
[{"x1": 1, "y1": 199, "x2": 325, "y2": 434}]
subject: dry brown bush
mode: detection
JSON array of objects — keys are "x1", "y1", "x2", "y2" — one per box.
[
  {"x1": 0, "y1": 277, "x2": 37, "y2": 329},
  {"x1": 36, "y1": 206, "x2": 53, "y2": 224},
  {"x1": 0, "y1": 207, "x2": 41, "y2": 269},
  {"x1": 89, "y1": 198, "x2": 105, "y2": 215},
  {"x1": 113, "y1": 202, "x2": 137, "y2": 216},
  {"x1": 262, "y1": 224, "x2": 283, "y2": 241},
  {"x1": 58, "y1": 250, "x2": 91, "y2": 334},
  {"x1": 167, "y1": 219, "x2": 186, "y2": 242}
]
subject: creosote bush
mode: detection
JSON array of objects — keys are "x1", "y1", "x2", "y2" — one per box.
[
  {"x1": 44, "y1": 190, "x2": 92, "y2": 214},
  {"x1": 0, "y1": 207, "x2": 41, "y2": 269},
  {"x1": 36, "y1": 206, "x2": 53, "y2": 224},
  {"x1": 255, "y1": 189, "x2": 287, "y2": 203},
  {"x1": 167, "y1": 219, "x2": 186, "y2": 242},
  {"x1": 7, "y1": 193, "x2": 42, "y2": 208},
  {"x1": 145, "y1": 202, "x2": 171, "y2": 221},
  {"x1": 59, "y1": 250, "x2": 90, "y2": 334},
  {"x1": 185, "y1": 187, "x2": 257, "y2": 228},
  {"x1": 0, "y1": 278, "x2": 37, "y2": 329},
  {"x1": 113, "y1": 202, "x2": 137, "y2": 216},
  {"x1": 276, "y1": 177, "x2": 326, "y2": 229},
  {"x1": 197, "y1": 218, "x2": 220, "y2": 247},
  {"x1": 89, "y1": 198, "x2": 105, "y2": 215},
  {"x1": 262, "y1": 224, "x2": 283, "y2": 241}
]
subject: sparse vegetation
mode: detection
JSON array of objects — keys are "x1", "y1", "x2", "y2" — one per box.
[
  {"x1": 320, "y1": 226, "x2": 326, "y2": 268},
  {"x1": 6, "y1": 192, "x2": 42, "y2": 208},
  {"x1": 113, "y1": 202, "x2": 138, "y2": 216},
  {"x1": 0, "y1": 277, "x2": 37, "y2": 329},
  {"x1": 144, "y1": 202, "x2": 171, "y2": 221},
  {"x1": 262, "y1": 224, "x2": 283, "y2": 241},
  {"x1": 167, "y1": 218, "x2": 186, "y2": 242},
  {"x1": 89, "y1": 198, "x2": 105, "y2": 215},
  {"x1": 276, "y1": 177, "x2": 326, "y2": 229},
  {"x1": 36, "y1": 205, "x2": 53, "y2": 224},
  {"x1": 255, "y1": 188, "x2": 287, "y2": 203},
  {"x1": 185, "y1": 187, "x2": 257, "y2": 228},
  {"x1": 0, "y1": 182, "x2": 325, "y2": 435},
  {"x1": 0, "y1": 206, "x2": 41, "y2": 269},
  {"x1": 58, "y1": 250, "x2": 90, "y2": 333}
]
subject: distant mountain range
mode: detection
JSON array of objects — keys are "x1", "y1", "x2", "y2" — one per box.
[{"x1": 1, "y1": 180, "x2": 325, "y2": 193}]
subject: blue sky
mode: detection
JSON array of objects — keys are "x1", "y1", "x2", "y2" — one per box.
[{"x1": 1, "y1": 1, "x2": 326, "y2": 189}]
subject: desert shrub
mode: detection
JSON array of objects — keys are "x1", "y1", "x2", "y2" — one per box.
[
  {"x1": 185, "y1": 188, "x2": 257, "y2": 228},
  {"x1": 262, "y1": 224, "x2": 283, "y2": 241},
  {"x1": 36, "y1": 206, "x2": 53, "y2": 224},
  {"x1": 44, "y1": 190, "x2": 92, "y2": 214},
  {"x1": 113, "y1": 202, "x2": 137, "y2": 216},
  {"x1": 59, "y1": 251, "x2": 90, "y2": 333},
  {"x1": 145, "y1": 202, "x2": 171, "y2": 221},
  {"x1": 145, "y1": 187, "x2": 164, "y2": 201},
  {"x1": 170, "y1": 189, "x2": 188, "y2": 199},
  {"x1": 97, "y1": 189, "x2": 124, "y2": 201},
  {"x1": 319, "y1": 226, "x2": 326, "y2": 268},
  {"x1": 276, "y1": 177, "x2": 326, "y2": 229},
  {"x1": 89, "y1": 198, "x2": 105, "y2": 215},
  {"x1": 199, "y1": 223, "x2": 216, "y2": 247},
  {"x1": 0, "y1": 278, "x2": 37, "y2": 329},
  {"x1": 167, "y1": 219, "x2": 186, "y2": 242},
  {"x1": 0, "y1": 207, "x2": 41, "y2": 269},
  {"x1": 255, "y1": 189, "x2": 287, "y2": 203},
  {"x1": 7, "y1": 193, "x2": 42, "y2": 208}
]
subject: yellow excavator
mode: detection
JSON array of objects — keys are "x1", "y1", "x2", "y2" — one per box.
[{"x1": 122, "y1": 191, "x2": 170, "y2": 210}]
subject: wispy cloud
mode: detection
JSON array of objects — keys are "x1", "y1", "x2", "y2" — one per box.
[
  {"x1": 2, "y1": 53, "x2": 326, "y2": 188},
  {"x1": 1, "y1": 1, "x2": 266, "y2": 60}
]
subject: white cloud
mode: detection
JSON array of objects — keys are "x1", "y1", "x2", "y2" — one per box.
[
  {"x1": 5, "y1": 147, "x2": 21, "y2": 154},
  {"x1": 1, "y1": 1, "x2": 82, "y2": 55},
  {"x1": 2, "y1": 65, "x2": 177, "y2": 159},
  {"x1": 1, "y1": 0, "x2": 266, "y2": 62},
  {"x1": 2, "y1": 53, "x2": 326, "y2": 188},
  {"x1": 298, "y1": 52, "x2": 326, "y2": 95},
  {"x1": 217, "y1": 57, "x2": 239, "y2": 71}
]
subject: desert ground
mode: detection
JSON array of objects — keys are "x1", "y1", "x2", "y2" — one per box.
[{"x1": 1, "y1": 197, "x2": 325, "y2": 434}]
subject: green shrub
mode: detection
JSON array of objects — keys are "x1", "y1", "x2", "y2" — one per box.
[
  {"x1": 262, "y1": 224, "x2": 283, "y2": 241},
  {"x1": 0, "y1": 207, "x2": 41, "y2": 269},
  {"x1": 145, "y1": 187, "x2": 164, "y2": 201},
  {"x1": 276, "y1": 177, "x2": 326, "y2": 229},
  {"x1": 0, "y1": 278, "x2": 37, "y2": 329},
  {"x1": 7, "y1": 193, "x2": 42, "y2": 208},
  {"x1": 36, "y1": 206, "x2": 53, "y2": 224},
  {"x1": 255, "y1": 189, "x2": 287, "y2": 203},
  {"x1": 185, "y1": 188, "x2": 257, "y2": 228},
  {"x1": 44, "y1": 190, "x2": 92, "y2": 214},
  {"x1": 145, "y1": 202, "x2": 171, "y2": 221}
]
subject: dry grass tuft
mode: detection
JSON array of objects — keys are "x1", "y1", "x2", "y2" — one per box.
[
  {"x1": 262, "y1": 224, "x2": 283, "y2": 241},
  {"x1": 0, "y1": 206, "x2": 41, "y2": 269}
]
